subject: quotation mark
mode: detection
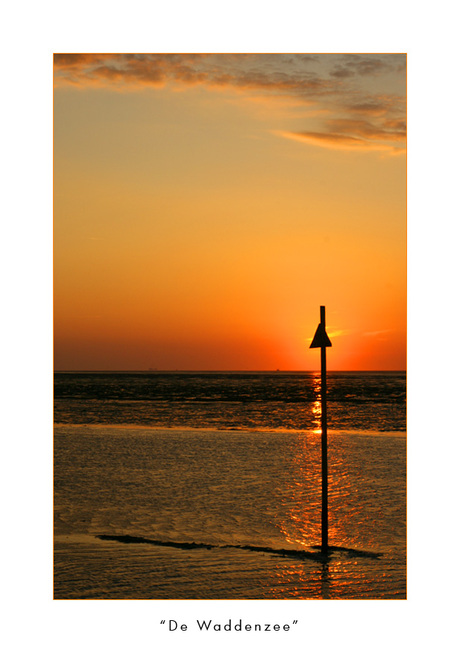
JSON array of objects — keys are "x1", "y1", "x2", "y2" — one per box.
[
  {"x1": 293, "y1": 620, "x2": 298, "y2": 624},
  {"x1": 160, "y1": 620, "x2": 165, "y2": 625}
]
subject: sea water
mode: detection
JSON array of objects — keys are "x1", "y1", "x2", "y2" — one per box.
[{"x1": 54, "y1": 372, "x2": 406, "y2": 599}]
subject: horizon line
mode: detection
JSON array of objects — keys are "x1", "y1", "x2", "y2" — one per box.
[{"x1": 54, "y1": 369, "x2": 406, "y2": 373}]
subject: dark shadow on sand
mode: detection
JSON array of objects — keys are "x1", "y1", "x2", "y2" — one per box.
[{"x1": 97, "y1": 533, "x2": 381, "y2": 562}]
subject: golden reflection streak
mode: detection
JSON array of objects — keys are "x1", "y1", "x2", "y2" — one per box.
[
  {"x1": 270, "y1": 376, "x2": 370, "y2": 598},
  {"x1": 276, "y1": 431, "x2": 320, "y2": 550},
  {"x1": 274, "y1": 430, "x2": 326, "y2": 599},
  {"x1": 312, "y1": 373, "x2": 322, "y2": 434}
]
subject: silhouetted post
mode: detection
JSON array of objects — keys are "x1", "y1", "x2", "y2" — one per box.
[{"x1": 310, "y1": 305, "x2": 332, "y2": 554}]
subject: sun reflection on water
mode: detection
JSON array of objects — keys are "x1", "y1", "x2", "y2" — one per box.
[
  {"x1": 271, "y1": 415, "x2": 379, "y2": 597},
  {"x1": 276, "y1": 431, "x2": 321, "y2": 551},
  {"x1": 312, "y1": 374, "x2": 322, "y2": 434}
]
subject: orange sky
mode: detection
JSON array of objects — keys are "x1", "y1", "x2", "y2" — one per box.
[{"x1": 54, "y1": 53, "x2": 406, "y2": 371}]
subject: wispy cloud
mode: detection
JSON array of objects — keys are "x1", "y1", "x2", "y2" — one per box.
[
  {"x1": 281, "y1": 112, "x2": 405, "y2": 153},
  {"x1": 54, "y1": 53, "x2": 406, "y2": 153},
  {"x1": 327, "y1": 329, "x2": 346, "y2": 338},
  {"x1": 53, "y1": 53, "x2": 335, "y2": 95},
  {"x1": 363, "y1": 329, "x2": 392, "y2": 338},
  {"x1": 329, "y1": 55, "x2": 397, "y2": 79},
  {"x1": 276, "y1": 130, "x2": 404, "y2": 154},
  {"x1": 326, "y1": 117, "x2": 405, "y2": 141}
]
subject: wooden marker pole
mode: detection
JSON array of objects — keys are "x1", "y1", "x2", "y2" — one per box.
[
  {"x1": 320, "y1": 307, "x2": 328, "y2": 553},
  {"x1": 310, "y1": 305, "x2": 332, "y2": 555}
]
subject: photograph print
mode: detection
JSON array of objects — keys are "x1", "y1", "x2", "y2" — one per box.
[{"x1": 54, "y1": 53, "x2": 406, "y2": 600}]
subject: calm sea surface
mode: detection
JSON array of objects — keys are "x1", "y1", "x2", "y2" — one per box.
[{"x1": 54, "y1": 372, "x2": 406, "y2": 600}]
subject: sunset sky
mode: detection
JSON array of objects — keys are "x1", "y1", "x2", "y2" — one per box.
[{"x1": 54, "y1": 53, "x2": 406, "y2": 371}]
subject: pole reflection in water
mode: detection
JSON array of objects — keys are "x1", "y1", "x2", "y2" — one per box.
[{"x1": 321, "y1": 563, "x2": 330, "y2": 600}]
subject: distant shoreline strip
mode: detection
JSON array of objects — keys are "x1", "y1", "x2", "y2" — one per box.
[{"x1": 96, "y1": 534, "x2": 380, "y2": 560}]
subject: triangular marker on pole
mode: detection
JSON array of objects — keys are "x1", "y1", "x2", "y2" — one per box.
[{"x1": 310, "y1": 323, "x2": 332, "y2": 348}]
